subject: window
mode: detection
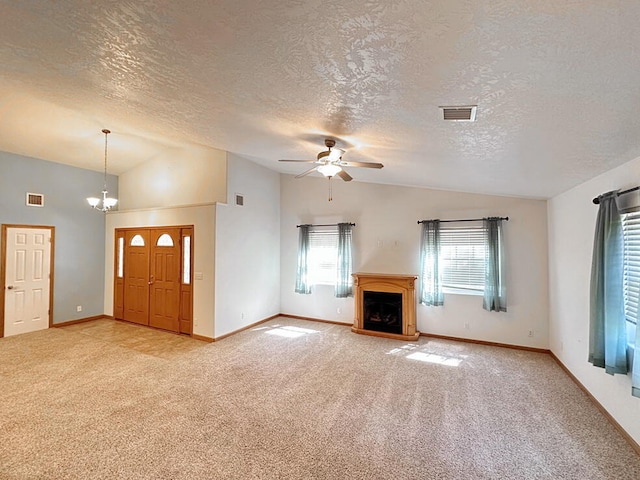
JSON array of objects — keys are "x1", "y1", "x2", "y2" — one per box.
[
  {"x1": 156, "y1": 233, "x2": 174, "y2": 247},
  {"x1": 308, "y1": 228, "x2": 339, "y2": 286},
  {"x1": 182, "y1": 235, "x2": 191, "y2": 284},
  {"x1": 130, "y1": 234, "x2": 145, "y2": 246},
  {"x1": 440, "y1": 226, "x2": 485, "y2": 294},
  {"x1": 295, "y1": 223, "x2": 353, "y2": 297},
  {"x1": 622, "y1": 211, "x2": 640, "y2": 325},
  {"x1": 117, "y1": 237, "x2": 124, "y2": 278},
  {"x1": 419, "y1": 218, "x2": 506, "y2": 309}
]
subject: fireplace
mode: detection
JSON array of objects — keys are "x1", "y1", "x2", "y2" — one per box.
[{"x1": 352, "y1": 273, "x2": 419, "y2": 341}]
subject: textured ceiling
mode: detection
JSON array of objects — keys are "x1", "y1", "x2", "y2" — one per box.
[{"x1": 1, "y1": 0, "x2": 640, "y2": 198}]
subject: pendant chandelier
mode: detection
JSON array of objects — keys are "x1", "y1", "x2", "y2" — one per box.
[{"x1": 87, "y1": 128, "x2": 118, "y2": 212}]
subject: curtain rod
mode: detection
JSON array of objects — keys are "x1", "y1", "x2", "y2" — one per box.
[
  {"x1": 296, "y1": 223, "x2": 356, "y2": 228},
  {"x1": 417, "y1": 216, "x2": 509, "y2": 224},
  {"x1": 592, "y1": 186, "x2": 640, "y2": 205}
]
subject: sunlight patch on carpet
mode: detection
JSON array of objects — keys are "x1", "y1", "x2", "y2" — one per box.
[
  {"x1": 260, "y1": 324, "x2": 320, "y2": 338},
  {"x1": 406, "y1": 352, "x2": 462, "y2": 367},
  {"x1": 386, "y1": 343, "x2": 466, "y2": 366}
]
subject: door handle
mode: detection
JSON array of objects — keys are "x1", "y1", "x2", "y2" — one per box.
[
  {"x1": 148, "y1": 276, "x2": 155, "y2": 285},
  {"x1": 7, "y1": 285, "x2": 14, "y2": 290}
]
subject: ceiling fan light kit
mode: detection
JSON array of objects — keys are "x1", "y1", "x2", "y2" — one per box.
[{"x1": 317, "y1": 164, "x2": 342, "y2": 177}]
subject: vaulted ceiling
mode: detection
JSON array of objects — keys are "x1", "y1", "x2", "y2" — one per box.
[{"x1": 1, "y1": 1, "x2": 639, "y2": 198}]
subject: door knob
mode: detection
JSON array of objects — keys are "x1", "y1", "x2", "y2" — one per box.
[{"x1": 7, "y1": 285, "x2": 14, "y2": 290}]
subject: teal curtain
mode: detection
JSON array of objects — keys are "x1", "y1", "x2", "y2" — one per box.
[
  {"x1": 633, "y1": 321, "x2": 640, "y2": 397},
  {"x1": 483, "y1": 217, "x2": 507, "y2": 312},
  {"x1": 589, "y1": 191, "x2": 628, "y2": 374},
  {"x1": 335, "y1": 223, "x2": 353, "y2": 298},
  {"x1": 419, "y1": 220, "x2": 444, "y2": 306},
  {"x1": 295, "y1": 224, "x2": 311, "y2": 294}
]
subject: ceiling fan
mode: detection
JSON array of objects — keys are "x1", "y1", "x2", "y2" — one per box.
[{"x1": 279, "y1": 138, "x2": 384, "y2": 182}]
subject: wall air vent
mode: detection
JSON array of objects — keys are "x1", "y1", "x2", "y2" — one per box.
[
  {"x1": 440, "y1": 105, "x2": 477, "y2": 122},
  {"x1": 26, "y1": 192, "x2": 44, "y2": 207},
  {"x1": 235, "y1": 193, "x2": 244, "y2": 206}
]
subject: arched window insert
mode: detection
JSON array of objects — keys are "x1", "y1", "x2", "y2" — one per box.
[
  {"x1": 130, "y1": 234, "x2": 145, "y2": 247},
  {"x1": 156, "y1": 233, "x2": 174, "y2": 247}
]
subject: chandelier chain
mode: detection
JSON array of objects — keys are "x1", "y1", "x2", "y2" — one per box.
[
  {"x1": 102, "y1": 128, "x2": 110, "y2": 190},
  {"x1": 86, "y1": 128, "x2": 117, "y2": 212}
]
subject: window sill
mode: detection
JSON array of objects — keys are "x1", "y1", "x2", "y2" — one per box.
[{"x1": 442, "y1": 287, "x2": 484, "y2": 297}]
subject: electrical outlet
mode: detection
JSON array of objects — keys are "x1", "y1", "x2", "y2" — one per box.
[
  {"x1": 464, "y1": 322, "x2": 470, "y2": 330},
  {"x1": 337, "y1": 308, "x2": 342, "y2": 314},
  {"x1": 76, "y1": 305, "x2": 82, "y2": 312},
  {"x1": 241, "y1": 312, "x2": 245, "y2": 320},
  {"x1": 528, "y1": 330, "x2": 534, "y2": 338}
]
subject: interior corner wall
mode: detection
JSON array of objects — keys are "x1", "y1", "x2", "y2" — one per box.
[
  {"x1": 280, "y1": 175, "x2": 549, "y2": 349},
  {"x1": 117, "y1": 145, "x2": 227, "y2": 210},
  {"x1": 0, "y1": 151, "x2": 116, "y2": 324},
  {"x1": 104, "y1": 204, "x2": 216, "y2": 339},
  {"x1": 214, "y1": 154, "x2": 280, "y2": 338},
  {"x1": 548, "y1": 156, "x2": 640, "y2": 445}
]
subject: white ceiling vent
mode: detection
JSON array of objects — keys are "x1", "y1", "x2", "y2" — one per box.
[
  {"x1": 440, "y1": 105, "x2": 477, "y2": 122},
  {"x1": 26, "y1": 192, "x2": 44, "y2": 207}
]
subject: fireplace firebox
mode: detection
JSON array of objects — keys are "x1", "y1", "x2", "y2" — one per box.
[
  {"x1": 352, "y1": 273, "x2": 419, "y2": 341},
  {"x1": 363, "y1": 291, "x2": 403, "y2": 334}
]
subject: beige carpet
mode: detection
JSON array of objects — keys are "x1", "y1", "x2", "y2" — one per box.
[{"x1": 0, "y1": 317, "x2": 639, "y2": 480}]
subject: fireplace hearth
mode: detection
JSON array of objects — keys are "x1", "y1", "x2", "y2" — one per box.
[{"x1": 352, "y1": 273, "x2": 419, "y2": 341}]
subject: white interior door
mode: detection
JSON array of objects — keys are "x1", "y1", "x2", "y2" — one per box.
[{"x1": 3, "y1": 227, "x2": 52, "y2": 337}]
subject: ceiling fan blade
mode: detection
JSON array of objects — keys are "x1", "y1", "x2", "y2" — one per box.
[
  {"x1": 279, "y1": 159, "x2": 317, "y2": 163},
  {"x1": 295, "y1": 166, "x2": 319, "y2": 178},
  {"x1": 337, "y1": 169, "x2": 353, "y2": 182},
  {"x1": 340, "y1": 161, "x2": 384, "y2": 169},
  {"x1": 317, "y1": 150, "x2": 330, "y2": 161}
]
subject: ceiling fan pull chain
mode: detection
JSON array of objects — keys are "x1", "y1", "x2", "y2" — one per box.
[{"x1": 329, "y1": 176, "x2": 333, "y2": 202}]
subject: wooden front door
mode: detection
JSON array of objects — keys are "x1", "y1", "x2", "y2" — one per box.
[
  {"x1": 149, "y1": 229, "x2": 180, "y2": 331},
  {"x1": 115, "y1": 226, "x2": 192, "y2": 334},
  {"x1": 123, "y1": 230, "x2": 150, "y2": 325}
]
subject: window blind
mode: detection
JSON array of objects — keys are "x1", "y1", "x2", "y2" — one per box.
[
  {"x1": 308, "y1": 229, "x2": 339, "y2": 286},
  {"x1": 622, "y1": 211, "x2": 640, "y2": 324},
  {"x1": 440, "y1": 227, "x2": 485, "y2": 292}
]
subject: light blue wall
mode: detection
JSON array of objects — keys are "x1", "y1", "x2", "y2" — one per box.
[{"x1": 0, "y1": 151, "x2": 117, "y2": 324}]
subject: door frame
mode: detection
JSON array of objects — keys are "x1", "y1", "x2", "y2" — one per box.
[
  {"x1": 113, "y1": 225, "x2": 194, "y2": 336},
  {"x1": 0, "y1": 224, "x2": 56, "y2": 338}
]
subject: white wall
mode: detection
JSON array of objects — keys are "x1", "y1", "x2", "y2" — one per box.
[
  {"x1": 214, "y1": 154, "x2": 280, "y2": 338},
  {"x1": 108, "y1": 144, "x2": 229, "y2": 339},
  {"x1": 118, "y1": 145, "x2": 227, "y2": 210},
  {"x1": 548, "y1": 156, "x2": 640, "y2": 444},
  {"x1": 281, "y1": 175, "x2": 549, "y2": 349},
  {"x1": 104, "y1": 205, "x2": 216, "y2": 339}
]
